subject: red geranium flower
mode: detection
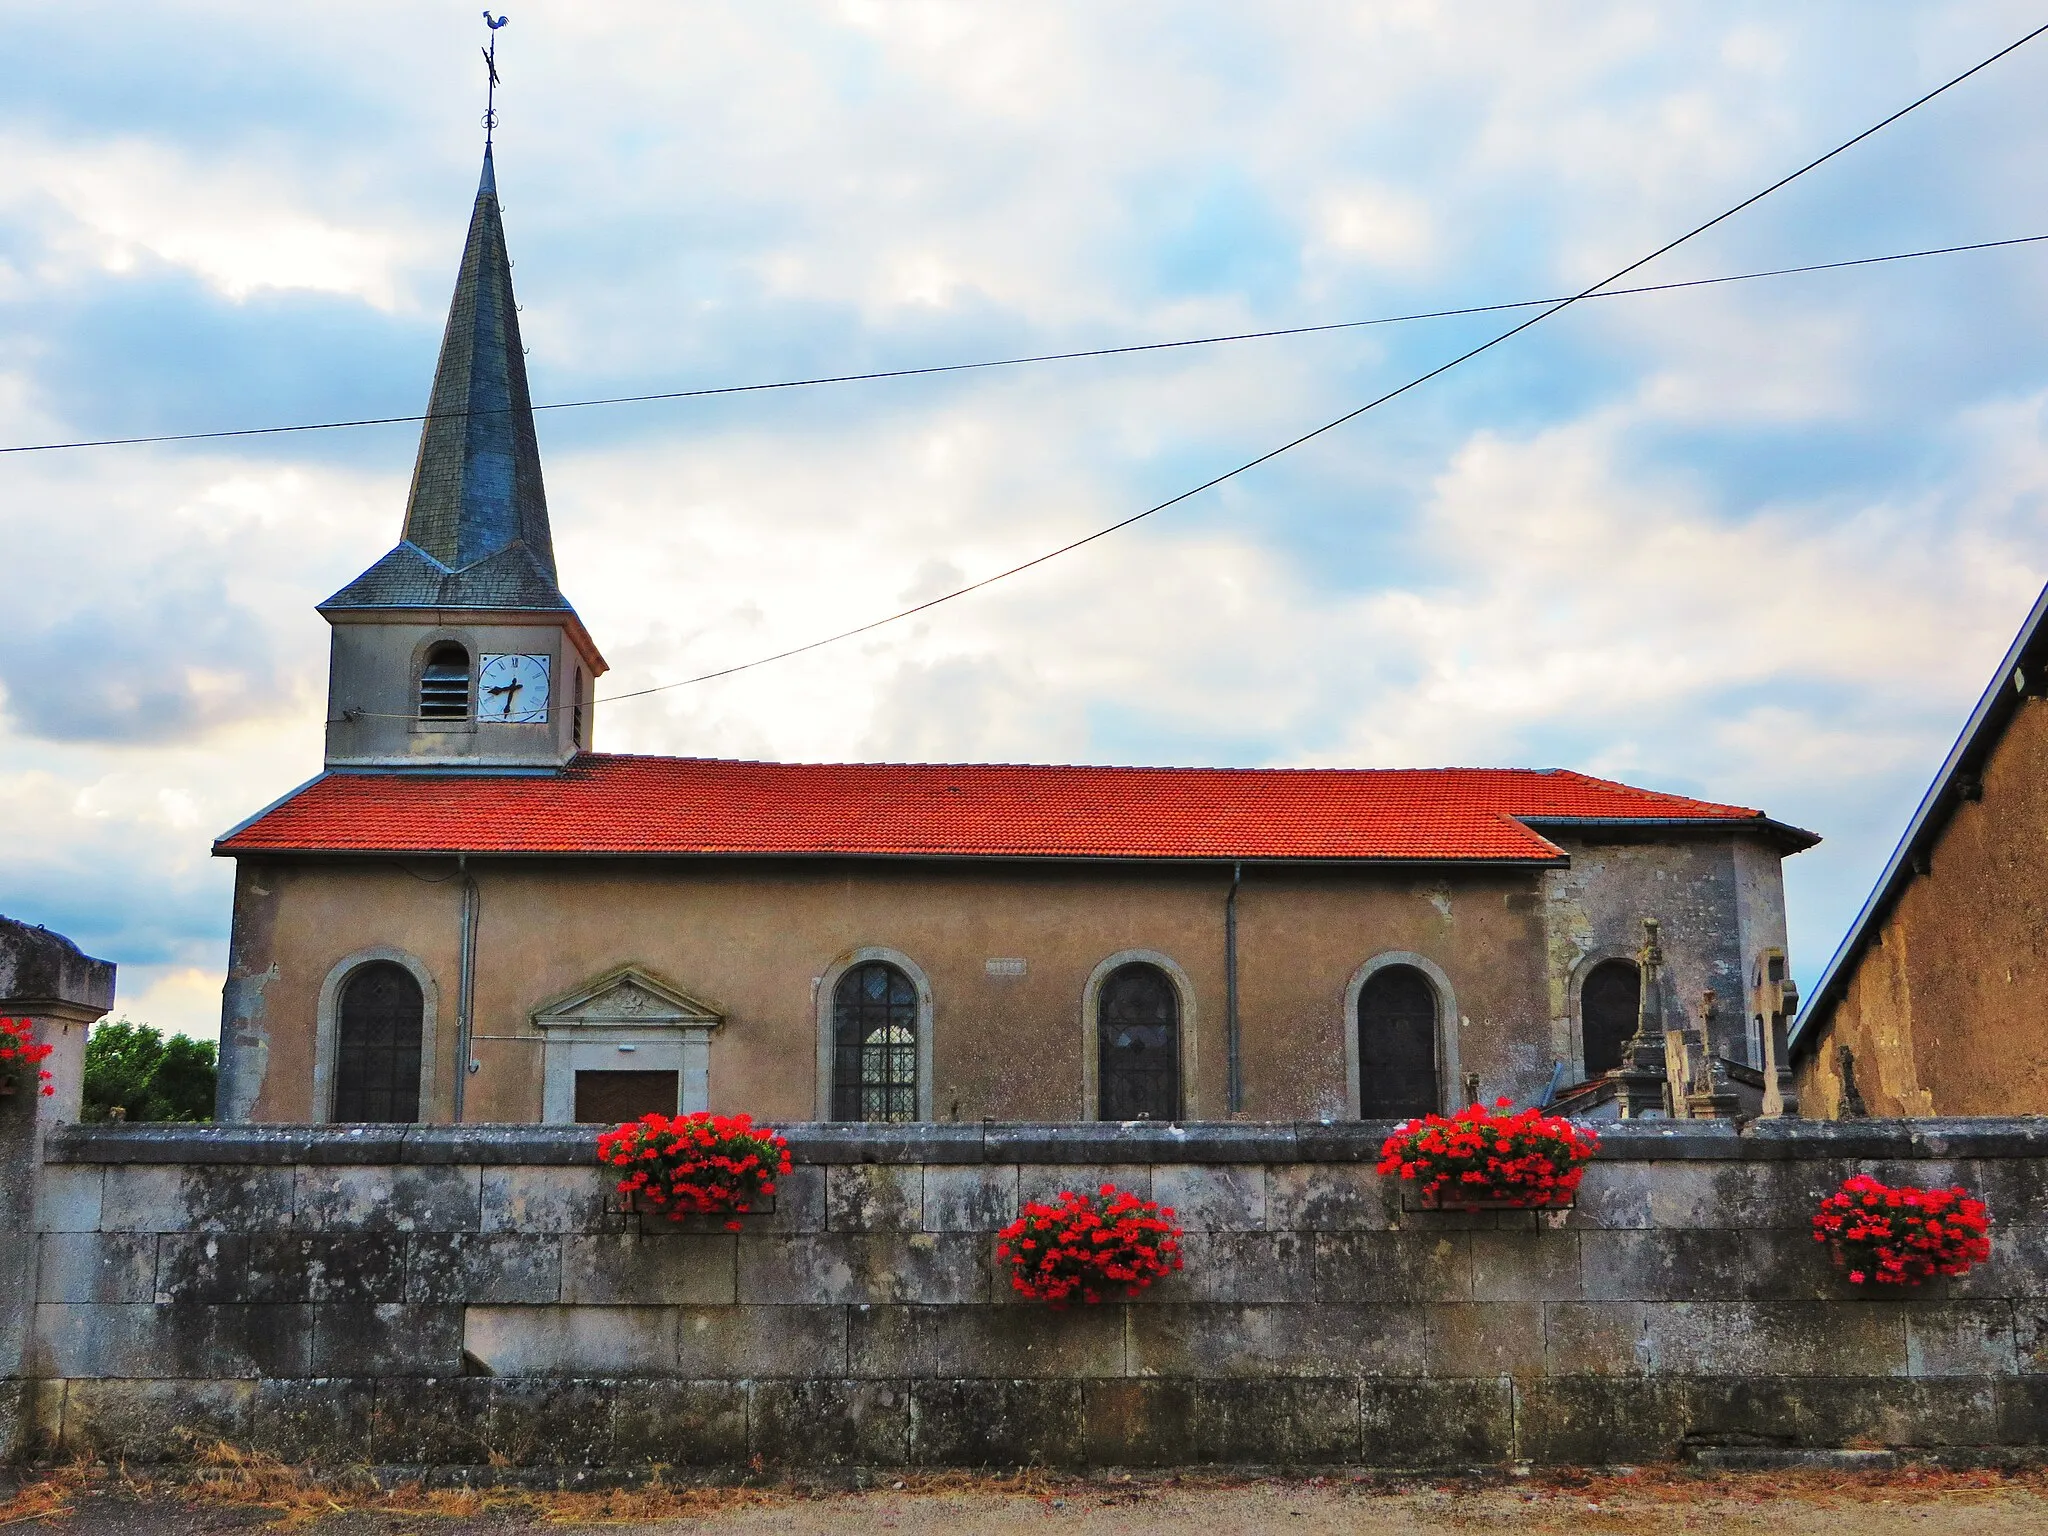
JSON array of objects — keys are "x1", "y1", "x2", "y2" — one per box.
[
  {"x1": 996, "y1": 1184, "x2": 1183, "y2": 1306},
  {"x1": 1812, "y1": 1174, "x2": 1990, "y2": 1287},
  {"x1": 595, "y1": 1111, "x2": 792, "y2": 1231},
  {"x1": 0, "y1": 1018, "x2": 56, "y2": 1098},
  {"x1": 1376, "y1": 1097, "x2": 1597, "y2": 1208}
]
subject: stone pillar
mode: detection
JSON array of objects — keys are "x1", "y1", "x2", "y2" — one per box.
[
  {"x1": 1610, "y1": 918, "x2": 1673, "y2": 1118},
  {"x1": 0, "y1": 915, "x2": 115, "y2": 1459}
]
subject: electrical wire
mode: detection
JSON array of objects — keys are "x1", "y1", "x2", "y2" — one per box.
[{"x1": 2, "y1": 234, "x2": 2045, "y2": 457}]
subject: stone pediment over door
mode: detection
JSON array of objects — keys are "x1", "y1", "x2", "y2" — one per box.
[{"x1": 531, "y1": 966, "x2": 724, "y2": 1032}]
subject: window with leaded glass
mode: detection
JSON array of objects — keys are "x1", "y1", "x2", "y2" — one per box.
[
  {"x1": 333, "y1": 960, "x2": 424, "y2": 1123},
  {"x1": 1097, "y1": 961, "x2": 1180, "y2": 1121},
  {"x1": 1357, "y1": 963, "x2": 1438, "y2": 1118},
  {"x1": 832, "y1": 961, "x2": 919, "y2": 1122}
]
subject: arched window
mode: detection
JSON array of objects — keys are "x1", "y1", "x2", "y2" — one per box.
[
  {"x1": 1097, "y1": 962, "x2": 1180, "y2": 1121},
  {"x1": 832, "y1": 961, "x2": 919, "y2": 1122},
  {"x1": 419, "y1": 641, "x2": 472, "y2": 720},
  {"x1": 1581, "y1": 959, "x2": 1641, "y2": 1078},
  {"x1": 1357, "y1": 964, "x2": 1439, "y2": 1118},
  {"x1": 333, "y1": 961, "x2": 424, "y2": 1122}
]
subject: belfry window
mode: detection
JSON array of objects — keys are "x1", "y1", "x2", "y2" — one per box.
[
  {"x1": 419, "y1": 642, "x2": 472, "y2": 720},
  {"x1": 1097, "y1": 962, "x2": 1181, "y2": 1121},
  {"x1": 1357, "y1": 964, "x2": 1439, "y2": 1118},
  {"x1": 832, "y1": 961, "x2": 919, "y2": 1122},
  {"x1": 333, "y1": 961, "x2": 424, "y2": 1123},
  {"x1": 1581, "y1": 958, "x2": 1641, "y2": 1078}
]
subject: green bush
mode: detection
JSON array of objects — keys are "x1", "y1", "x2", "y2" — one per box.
[{"x1": 83, "y1": 1019, "x2": 216, "y2": 1123}]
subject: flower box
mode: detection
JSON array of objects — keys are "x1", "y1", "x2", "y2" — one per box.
[
  {"x1": 596, "y1": 1111, "x2": 792, "y2": 1232},
  {"x1": 997, "y1": 1184, "x2": 1184, "y2": 1306},
  {"x1": 1378, "y1": 1097, "x2": 1597, "y2": 1210},
  {"x1": 1813, "y1": 1174, "x2": 1990, "y2": 1287},
  {"x1": 1412, "y1": 1187, "x2": 1575, "y2": 1212}
]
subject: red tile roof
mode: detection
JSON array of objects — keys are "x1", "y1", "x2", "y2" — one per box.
[{"x1": 216, "y1": 754, "x2": 1808, "y2": 863}]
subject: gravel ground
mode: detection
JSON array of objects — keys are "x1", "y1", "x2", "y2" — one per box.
[{"x1": 6, "y1": 1467, "x2": 2048, "y2": 1534}]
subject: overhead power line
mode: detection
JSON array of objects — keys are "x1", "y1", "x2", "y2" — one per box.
[
  {"x1": 580, "y1": 19, "x2": 2048, "y2": 713},
  {"x1": 2, "y1": 233, "x2": 2044, "y2": 458}
]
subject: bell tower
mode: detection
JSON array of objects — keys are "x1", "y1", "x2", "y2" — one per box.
[{"x1": 319, "y1": 143, "x2": 605, "y2": 772}]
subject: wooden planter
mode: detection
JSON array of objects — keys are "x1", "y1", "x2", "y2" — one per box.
[
  {"x1": 611, "y1": 1186, "x2": 776, "y2": 1222},
  {"x1": 1408, "y1": 1185, "x2": 1575, "y2": 1213}
]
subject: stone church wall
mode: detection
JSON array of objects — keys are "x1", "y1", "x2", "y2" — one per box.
[{"x1": 7, "y1": 1119, "x2": 2048, "y2": 1470}]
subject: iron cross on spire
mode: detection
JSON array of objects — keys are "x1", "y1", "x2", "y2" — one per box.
[{"x1": 482, "y1": 11, "x2": 508, "y2": 143}]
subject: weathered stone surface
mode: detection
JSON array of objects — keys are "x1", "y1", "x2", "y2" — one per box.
[
  {"x1": 155, "y1": 1233, "x2": 410, "y2": 1305},
  {"x1": 922, "y1": 1166, "x2": 1017, "y2": 1232},
  {"x1": 749, "y1": 1379, "x2": 910, "y2": 1464},
  {"x1": 1153, "y1": 1164, "x2": 1263, "y2": 1231},
  {"x1": 37, "y1": 1232, "x2": 155, "y2": 1304},
  {"x1": 910, "y1": 1379, "x2": 1084, "y2": 1466},
  {"x1": 250, "y1": 1378, "x2": 376, "y2": 1462},
  {"x1": 101, "y1": 1165, "x2": 294, "y2": 1233},
  {"x1": 1567, "y1": 1162, "x2": 1654, "y2": 1230},
  {"x1": 1470, "y1": 1231, "x2": 1581, "y2": 1303},
  {"x1": 292, "y1": 1165, "x2": 480, "y2": 1233},
  {"x1": 736, "y1": 1232, "x2": 987, "y2": 1305},
  {"x1": 35, "y1": 1303, "x2": 311, "y2": 1379},
  {"x1": 1128, "y1": 1304, "x2": 1423, "y2": 1378},
  {"x1": 479, "y1": 1167, "x2": 614, "y2": 1234},
  {"x1": 1514, "y1": 1377, "x2": 1689, "y2": 1463},
  {"x1": 464, "y1": 1305, "x2": 676, "y2": 1377},
  {"x1": 1360, "y1": 1379, "x2": 1515, "y2": 1466},
  {"x1": 1580, "y1": 1228, "x2": 1830, "y2": 1302},
  {"x1": 1543, "y1": 1301, "x2": 1649, "y2": 1375},
  {"x1": 827, "y1": 1164, "x2": 923, "y2": 1232},
  {"x1": 56, "y1": 1379, "x2": 255, "y2": 1462},
  {"x1": 405, "y1": 1232, "x2": 561, "y2": 1305},
  {"x1": 1265, "y1": 1165, "x2": 1393, "y2": 1232},
  {"x1": 611, "y1": 1380, "x2": 748, "y2": 1464},
  {"x1": 1679, "y1": 1376, "x2": 1999, "y2": 1449},
  {"x1": 1904, "y1": 1303, "x2": 2019, "y2": 1377},
  {"x1": 311, "y1": 1303, "x2": 464, "y2": 1377},
  {"x1": 1312, "y1": 1232, "x2": 1469, "y2": 1305},
  {"x1": 1081, "y1": 1379, "x2": 1196, "y2": 1467},
  {"x1": 1139, "y1": 1233, "x2": 1312, "y2": 1305},
  {"x1": 674, "y1": 1304, "x2": 848, "y2": 1378},
  {"x1": 1996, "y1": 1377, "x2": 2048, "y2": 1444},
  {"x1": 561, "y1": 1234, "x2": 735, "y2": 1305},
  {"x1": 1192, "y1": 1379, "x2": 1358, "y2": 1463},
  {"x1": 853, "y1": 1304, "x2": 1123, "y2": 1379},
  {"x1": 1018, "y1": 1164, "x2": 1148, "y2": 1210},
  {"x1": 33, "y1": 1165, "x2": 103, "y2": 1233},
  {"x1": 2012, "y1": 1301, "x2": 2048, "y2": 1372},
  {"x1": 752, "y1": 1163, "x2": 826, "y2": 1235},
  {"x1": 487, "y1": 1378, "x2": 614, "y2": 1465},
  {"x1": 1645, "y1": 1161, "x2": 1831, "y2": 1231},
  {"x1": 369, "y1": 1378, "x2": 493, "y2": 1465},
  {"x1": 1641, "y1": 1302, "x2": 1908, "y2": 1377},
  {"x1": 1426, "y1": 1303, "x2": 1546, "y2": 1378}
]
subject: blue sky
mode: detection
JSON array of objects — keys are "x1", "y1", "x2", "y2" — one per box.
[{"x1": 2, "y1": 2, "x2": 2047, "y2": 1036}]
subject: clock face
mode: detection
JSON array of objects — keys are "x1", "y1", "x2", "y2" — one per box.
[{"x1": 478, "y1": 653, "x2": 550, "y2": 724}]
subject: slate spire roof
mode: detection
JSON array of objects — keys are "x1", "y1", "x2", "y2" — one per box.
[{"x1": 322, "y1": 145, "x2": 573, "y2": 613}]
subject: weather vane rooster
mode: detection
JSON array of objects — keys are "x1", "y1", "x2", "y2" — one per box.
[{"x1": 482, "y1": 12, "x2": 508, "y2": 142}]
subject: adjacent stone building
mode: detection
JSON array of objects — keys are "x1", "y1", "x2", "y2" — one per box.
[
  {"x1": 1792, "y1": 580, "x2": 2048, "y2": 1117},
  {"x1": 211, "y1": 147, "x2": 1817, "y2": 1128}
]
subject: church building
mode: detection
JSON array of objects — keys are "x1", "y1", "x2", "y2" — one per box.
[{"x1": 212, "y1": 148, "x2": 1818, "y2": 1127}]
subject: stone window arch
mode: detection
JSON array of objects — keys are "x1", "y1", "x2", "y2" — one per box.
[
  {"x1": 418, "y1": 640, "x2": 472, "y2": 720},
  {"x1": 1081, "y1": 950, "x2": 1199, "y2": 1121},
  {"x1": 1342, "y1": 952, "x2": 1461, "y2": 1120},
  {"x1": 1578, "y1": 956, "x2": 1642, "y2": 1079},
  {"x1": 315, "y1": 949, "x2": 439, "y2": 1123},
  {"x1": 815, "y1": 948, "x2": 934, "y2": 1122}
]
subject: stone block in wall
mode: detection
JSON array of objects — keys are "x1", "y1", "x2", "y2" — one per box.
[
  {"x1": 311, "y1": 1303, "x2": 464, "y2": 1377},
  {"x1": 1126, "y1": 1304, "x2": 1424, "y2": 1379},
  {"x1": 1579, "y1": 1228, "x2": 1831, "y2": 1303},
  {"x1": 1566, "y1": 1163, "x2": 1655, "y2": 1230},
  {"x1": 827, "y1": 1164, "x2": 924, "y2": 1232},
  {"x1": 561, "y1": 1234, "x2": 736, "y2": 1305},
  {"x1": 1543, "y1": 1302, "x2": 1649, "y2": 1376},
  {"x1": 369, "y1": 1377, "x2": 494, "y2": 1466},
  {"x1": 736, "y1": 1232, "x2": 988, "y2": 1305},
  {"x1": 1152, "y1": 1164, "x2": 1265, "y2": 1232},
  {"x1": 1137, "y1": 1233, "x2": 1313, "y2": 1305},
  {"x1": 1265, "y1": 1165, "x2": 1394, "y2": 1232},
  {"x1": 1191, "y1": 1379, "x2": 1359, "y2": 1464},
  {"x1": 466, "y1": 1304, "x2": 676, "y2": 1378},
  {"x1": 1311, "y1": 1232, "x2": 1470, "y2": 1306},
  {"x1": 34, "y1": 1165, "x2": 103, "y2": 1233},
  {"x1": 1018, "y1": 1165, "x2": 1149, "y2": 1210},
  {"x1": 1470, "y1": 1231, "x2": 1581, "y2": 1303},
  {"x1": 1960, "y1": 1158, "x2": 2048, "y2": 1225},
  {"x1": 100, "y1": 1165, "x2": 294, "y2": 1234},
  {"x1": 612, "y1": 1380, "x2": 749, "y2": 1465},
  {"x1": 1902, "y1": 1302, "x2": 2019, "y2": 1377},
  {"x1": 250, "y1": 1378, "x2": 377, "y2": 1463},
  {"x1": 2013, "y1": 1301, "x2": 2048, "y2": 1372},
  {"x1": 1640, "y1": 1301, "x2": 1908, "y2": 1377},
  {"x1": 1513, "y1": 1377, "x2": 1689, "y2": 1464},
  {"x1": 1081, "y1": 1380, "x2": 1196, "y2": 1467},
  {"x1": 1361, "y1": 1379, "x2": 1515, "y2": 1468},
  {"x1": 674, "y1": 1304, "x2": 848, "y2": 1378},
  {"x1": 1996, "y1": 1378, "x2": 2048, "y2": 1445},
  {"x1": 487, "y1": 1378, "x2": 614, "y2": 1466},
  {"x1": 1645, "y1": 1161, "x2": 1834, "y2": 1232},
  {"x1": 55, "y1": 1379, "x2": 256, "y2": 1462},
  {"x1": 909, "y1": 1379, "x2": 1084, "y2": 1466},
  {"x1": 1954, "y1": 1227, "x2": 2048, "y2": 1302},
  {"x1": 1425, "y1": 1303, "x2": 1546, "y2": 1378},
  {"x1": 922, "y1": 1166, "x2": 1017, "y2": 1232},
  {"x1": 1678, "y1": 1376, "x2": 1999, "y2": 1450},
  {"x1": 292, "y1": 1165, "x2": 481, "y2": 1233},
  {"x1": 36, "y1": 1232, "x2": 155, "y2": 1304},
  {"x1": 155, "y1": 1233, "x2": 409, "y2": 1305},
  {"x1": 749, "y1": 1379, "x2": 910, "y2": 1466},
  {"x1": 405, "y1": 1233, "x2": 563, "y2": 1305},
  {"x1": 480, "y1": 1166, "x2": 616, "y2": 1234},
  {"x1": 35, "y1": 1303, "x2": 311, "y2": 1379},
  {"x1": 851, "y1": 1303, "x2": 1124, "y2": 1379}
]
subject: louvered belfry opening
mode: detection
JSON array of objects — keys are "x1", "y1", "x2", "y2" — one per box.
[
  {"x1": 833, "y1": 961, "x2": 919, "y2": 1122},
  {"x1": 418, "y1": 641, "x2": 472, "y2": 720},
  {"x1": 333, "y1": 961, "x2": 424, "y2": 1123},
  {"x1": 1357, "y1": 964, "x2": 1439, "y2": 1118},
  {"x1": 1581, "y1": 958, "x2": 1642, "y2": 1078},
  {"x1": 1098, "y1": 962, "x2": 1180, "y2": 1121}
]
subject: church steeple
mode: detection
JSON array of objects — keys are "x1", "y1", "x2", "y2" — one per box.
[{"x1": 321, "y1": 145, "x2": 569, "y2": 613}]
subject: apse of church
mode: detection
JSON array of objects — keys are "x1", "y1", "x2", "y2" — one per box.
[{"x1": 212, "y1": 145, "x2": 1816, "y2": 1128}]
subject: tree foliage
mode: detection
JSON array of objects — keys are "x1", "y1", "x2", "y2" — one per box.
[{"x1": 83, "y1": 1019, "x2": 216, "y2": 1123}]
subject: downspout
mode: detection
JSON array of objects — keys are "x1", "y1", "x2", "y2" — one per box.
[
  {"x1": 1225, "y1": 861, "x2": 1243, "y2": 1116},
  {"x1": 453, "y1": 854, "x2": 479, "y2": 1123}
]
